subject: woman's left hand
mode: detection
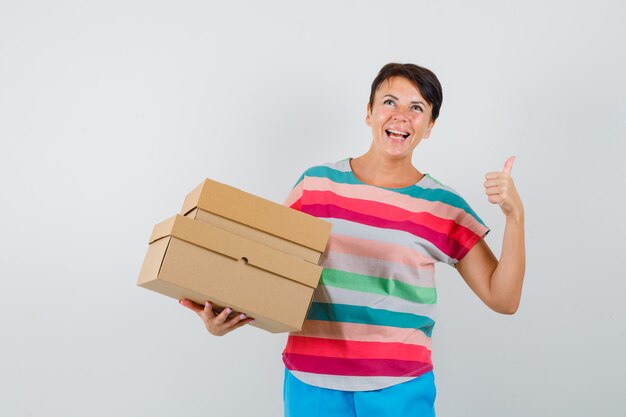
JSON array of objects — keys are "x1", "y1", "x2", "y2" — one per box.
[{"x1": 484, "y1": 156, "x2": 524, "y2": 218}]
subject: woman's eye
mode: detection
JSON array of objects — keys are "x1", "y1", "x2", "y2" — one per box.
[
  {"x1": 412, "y1": 105, "x2": 423, "y2": 112},
  {"x1": 383, "y1": 99, "x2": 395, "y2": 106}
]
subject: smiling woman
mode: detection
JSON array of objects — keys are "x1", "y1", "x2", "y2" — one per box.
[{"x1": 180, "y1": 63, "x2": 526, "y2": 417}]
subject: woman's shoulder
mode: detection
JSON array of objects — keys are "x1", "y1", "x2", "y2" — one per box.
[
  {"x1": 420, "y1": 173, "x2": 461, "y2": 195},
  {"x1": 300, "y1": 158, "x2": 352, "y2": 177}
]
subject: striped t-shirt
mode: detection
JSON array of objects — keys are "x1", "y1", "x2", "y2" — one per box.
[{"x1": 282, "y1": 159, "x2": 489, "y2": 391}]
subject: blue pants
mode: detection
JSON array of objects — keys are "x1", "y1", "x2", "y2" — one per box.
[{"x1": 283, "y1": 369, "x2": 436, "y2": 417}]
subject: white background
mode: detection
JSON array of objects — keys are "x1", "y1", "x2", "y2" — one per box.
[{"x1": 1, "y1": 1, "x2": 625, "y2": 416}]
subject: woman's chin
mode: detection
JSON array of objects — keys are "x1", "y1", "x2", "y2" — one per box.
[{"x1": 376, "y1": 138, "x2": 416, "y2": 159}]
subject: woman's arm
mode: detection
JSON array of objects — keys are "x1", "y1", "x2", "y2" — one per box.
[{"x1": 455, "y1": 157, "x2": 526, "y2": 314}]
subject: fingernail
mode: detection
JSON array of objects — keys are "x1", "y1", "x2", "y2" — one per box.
[
  {"x1": 205, "y1": 301, "x2": 210, "y2": 308},
  {"x1": 226, "y1": 308, "x2": 232, "y2": 314},
  {"x1": 239, "y1": 313, "x2": 247, "y2": 320}
]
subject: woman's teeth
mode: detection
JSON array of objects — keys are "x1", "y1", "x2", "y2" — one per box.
[{"x1": 386, "y1": 129, "x2": 409, "y2": 140}]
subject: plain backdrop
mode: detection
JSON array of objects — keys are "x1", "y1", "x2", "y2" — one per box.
[{"x1": 1, "y1": 1, "x2": 625, "y2": 416}]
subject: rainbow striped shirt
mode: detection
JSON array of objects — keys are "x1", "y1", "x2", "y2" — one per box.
[{"x1": 282, "y1": 159, "x2": 489, "y2": 391}]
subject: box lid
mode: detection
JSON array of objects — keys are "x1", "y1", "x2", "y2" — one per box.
[
  {"x1": 180, "y1": 179, "x2": 331, "y2": 253},
  {"x1": 150, "y1": 215, "x2": 322, "y2": 288}
]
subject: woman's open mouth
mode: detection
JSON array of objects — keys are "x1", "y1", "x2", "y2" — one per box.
[{"x1": 385, "y1": 129, "x2": 410, "y2": 142}]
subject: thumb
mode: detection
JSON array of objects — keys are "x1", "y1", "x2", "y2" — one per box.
[{"x1": 503, "y1": 156, "x2": 516, "y2": 175}]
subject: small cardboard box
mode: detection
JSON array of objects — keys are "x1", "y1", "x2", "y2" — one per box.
[
  {"x1": 180, "y1": 179, "x2": 330, "y2": 264},
  {"x1": 138, "y1": 180, "x2": 331, "y2": 333}
]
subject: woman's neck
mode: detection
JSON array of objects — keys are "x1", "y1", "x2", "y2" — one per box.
[{"x1": 350, "y1": 152, "x2": 423, "y2": 188}]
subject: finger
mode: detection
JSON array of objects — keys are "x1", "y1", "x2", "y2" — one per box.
[
  {"x1": 179, "y1": 299, "x2": 204, "y2": 314},
  {"x1": 484, "y1": 178, "x2": 506, "y2": 188},
  {"x1": 225, "y1": 311, "x2": 255, "y2": 328},
  {"x1": 213, "y1": 313, "x2": 255, "y2": 336},
  {"x1": 503, "y1": 156, "x2": 516, "y2": 175},
  {"x1": 203, "y1": 301, "x2": 218, "y2": 319},
  {"x1": 224, "y1": 312, "x2": 250, "y2": 328},
  {"x1": 485, "y1": 187, "x2": 501, "y2": 196},
  {"x1": 485, "y1": 172, "x2": 502, "y2": 180},
  {"x1": 228, "y1": 317, "x2": 255, "y2": 332},
  {"x1": 214, "y1": 307, "x2": 232, "y2": 325}
]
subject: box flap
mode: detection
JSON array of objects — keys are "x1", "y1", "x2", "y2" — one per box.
[
  {"x1": 181, "y1": 179, "x2": 331, "y2": 253},
  {"x1": 152, "y1": 215, "x2": 322, "y2": 288},
  {"x1": 149, "y1": 216, "x2": 176, "y2": 244}
]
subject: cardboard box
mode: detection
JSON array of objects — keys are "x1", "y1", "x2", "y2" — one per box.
[
  {"x1": 138, "y1": 180, "x2": 331, "y2": 333},
  {"x1": 181, "y1": 179, "x2": 330, "y2": 264}
]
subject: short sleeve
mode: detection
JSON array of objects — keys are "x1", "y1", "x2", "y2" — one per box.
[
  {"x1": 446, "y1": 197, "x2": 490, "y2": 266},
  {"x1": 283, "y1": 172, "x2": 305, "y2": 211}
]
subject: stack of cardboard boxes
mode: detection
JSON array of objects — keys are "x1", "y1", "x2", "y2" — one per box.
[{"x1": 137, "y1": 179, "x2": 331, "y2": 333}]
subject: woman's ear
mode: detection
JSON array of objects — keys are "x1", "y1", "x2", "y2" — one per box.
[{"x1": 365, "y1": 103, "x2": 372, "y2": 127}]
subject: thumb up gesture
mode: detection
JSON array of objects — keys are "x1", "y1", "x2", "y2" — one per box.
[{"x1": 484, "y1": 156, "x2": 524, "y2": 218}]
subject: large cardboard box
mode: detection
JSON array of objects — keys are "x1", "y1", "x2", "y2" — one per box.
[{"x1": 138, "y1": 180, "x2": 331, "y2": 333}]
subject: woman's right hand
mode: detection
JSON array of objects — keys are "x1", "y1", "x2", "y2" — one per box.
[{"x1": 179, "y1": 299, "x2": 255, "y2": 336}]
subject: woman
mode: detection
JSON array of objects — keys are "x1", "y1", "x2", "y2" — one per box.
[{"x1": 180, "y1": 63, "x2": 525, "y2": 416}]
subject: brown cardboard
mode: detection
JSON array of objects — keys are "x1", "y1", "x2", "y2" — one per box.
[
  {"x1": 138, "y1": 215, "x2": 327, "y2": 333},
  {"x1": 181, "y1": 179, "x2": 331, "y2": 264}
]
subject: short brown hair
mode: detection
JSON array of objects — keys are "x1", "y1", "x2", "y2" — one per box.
[{"x1": 369, "y1": 63, "x2": 443, "y2": 120}]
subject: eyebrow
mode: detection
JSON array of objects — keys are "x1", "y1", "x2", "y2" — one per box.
[{"x1": 383, "y1": 94, "x2": 426, "y2": 106}]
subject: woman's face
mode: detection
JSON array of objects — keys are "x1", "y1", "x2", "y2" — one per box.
[{"x1": 366, "y1": 76, "x2": 435, "y2": 161}]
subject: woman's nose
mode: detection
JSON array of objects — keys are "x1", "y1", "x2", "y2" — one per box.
[{"x1": 392, "y1": 107, "x2": 408, "y2": 120}]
